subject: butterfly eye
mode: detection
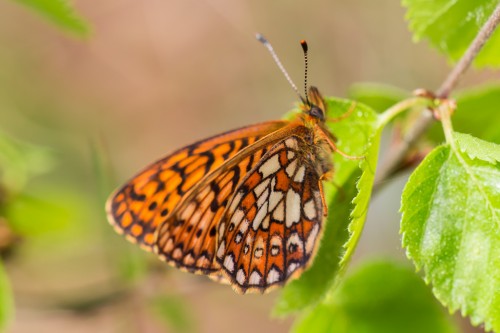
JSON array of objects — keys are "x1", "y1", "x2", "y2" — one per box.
[{"x1": 309, "y1": 106, "x2": 325, "y2": 121}]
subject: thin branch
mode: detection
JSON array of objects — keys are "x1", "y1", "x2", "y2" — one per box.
[
  {"x1": 437, "y1": 3, "x2": 500, "y2": 98},
  {"x1": 374, "y1": 2, "x2": 500, "y2": 187}
]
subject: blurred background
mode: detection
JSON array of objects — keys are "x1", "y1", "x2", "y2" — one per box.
[{"x1": 0, "y1": 0, "x2": 491, "y2": 332}]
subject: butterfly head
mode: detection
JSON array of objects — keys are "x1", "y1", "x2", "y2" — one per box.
[{"x1": 302, "y1": 86, "x2": 326, "y2": 122}]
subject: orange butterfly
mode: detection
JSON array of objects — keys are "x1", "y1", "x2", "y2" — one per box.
[{"x1": 106, "y1": 35, "x2": 354, "y2": 293}]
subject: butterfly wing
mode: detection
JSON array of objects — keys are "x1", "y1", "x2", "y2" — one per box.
[
  {"x1": 215, "y1": 136, "x2": 326, "y2": 293},
  {"x1": 153, "y1": 123, "x2": 308, "y2": 274},
  {"x1": 106, "y1": 121, "x2": 288, "y2": 251}
]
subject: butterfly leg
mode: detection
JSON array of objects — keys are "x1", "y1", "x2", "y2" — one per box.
[
  {"x1": 327, "y1": 101, "x2": 357, "y2": 123},
  {"x1": 323, "y1": 134, "x2": 365, "y2": 161}
]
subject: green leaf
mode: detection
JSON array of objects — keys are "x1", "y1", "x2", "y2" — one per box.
[
  {"x1": 0, "y1": 131, "x2": 54, "y2": 193},
  {"x1": 401, "y1": 135, "x2": 500, "y2": 331},
  {"x1": 149, "y1": 295, "x2": 194, "y2": 333},
  {"x1": 348, "y1": 83, "x2": 409, "y2": 113},
  {"x1": 292, "y1": 260, "x2": 459, "y2": 333},
  {"x1": 428, "y1": 84, "x2": 500, "y2": 144},
  {"x1": 0, "y1": 261, "x2": 14, "y2": 332},
  {"x1": 454, "y1": 132, "x2": 500, "y2": 163},
  {"x1": 5, "y1": 193, "x2": 72, "y2": 236},
  {"x1": 402, "y1": 0, "x2": 500, "y2": 67},
  {"x1": 10, "y1": 0, "x2": 90, "y2": 36},
  {"x1": 273, "y1": 98, "x2": 379, "y2": 315}
]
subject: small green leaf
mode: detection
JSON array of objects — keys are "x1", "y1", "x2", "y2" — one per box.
[
  {"x1": 454, "y1": 132, "x2": 500, "y2": 163},
  {"x1": 0, "y1": 261, "x2": 14, "y2": 332},
  {"x1": 402, "y1": 0, "x2": 500, "y2": 67},
  {"x1": 149, "y1": 295, "x2": 194, "y2": 333},
  {"x1": 5, "y1": 193, "x2": 72, "y2": 236},
  {"x1": 273, "y1": 98, "x2": 379, "y2": 315},
  {"x1": 401, "y1": 135, "x2": 500, "y2": 331},
  {"x1": 292, "y1": 260, "x2": 459, "y2": 333},
  {"x1": 10, "y1": 0, "x2": 90, "y2": 36},
  {"x1": 428, "y1": 84, "x2": 500, "y2": 144},
  {"x1": 348, "y1": 83, "x2": 409, "y2": 113},
  {"x1": 0, "y1": 131, "x2": 54, "y2": 193}
]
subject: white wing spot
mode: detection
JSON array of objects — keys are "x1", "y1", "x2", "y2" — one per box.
[
  {"x1": 285, "y1": 159, "x2": 298, "y2": 178},
  {"x1": 286, "y1": 232, "x2": 304, "y2": 253},
  {"x1": 257, "y1": 188, "x2": 270, "y2": 208},
  {"x1": 269, "y1": 190, "x2": 283, "y2": 211},
  {"x1": 239, "y1": 219, "x2": 250, "y2": 234},
  {"x1": 273, "y1": 201, "x2": 285, "y2": 222},
  {"x1": 183, "y1": 253, "x2": 195, "y2": 266},
  {"x1": 287, "y1": 262, "x2": 299, "y2": 276},
  {"x1": 235, "y1": 232, "x2": 243, "y2": 244},
  {"x1": 267, "y1": 267, "x2": 281, "y2": 284},
  {"x1": 259, "y1": 154, "x2": 281, "y2": 178},
  {"x1": 254, "y1": 178, "x2": 270, "y2": 197},
  {"x1": 218, "y1": 222, "x2": 225, "y2": 241},
  {"x1": 254, "y1": 247, "x2": 264, "y2": 259},
  {"x1": 180, "y1": 202, "x2": 197, "y2": 220},
  {"x1": 249, "y1": 270, "x2": 261, "y2": 285},
  {"x1": 285, "y1": 189, "x2": 301, "y2": 227},
  {"x1": 236, "y1": 268, "x2": 246, "y2": 285},
  {"x1": 224, "y1": 254, "x2": 235, "y2": 273},
  {"x1": 294, "y1": 165, "x2": 306, "y2": 182},
  {"x1": 285, "y1": 138, "x2": 298, "y2": 149},
  {"x1": 231, "y1": 209, "x2": 245, "y2": 226},
  {"x1": 287, "y1": 150, "x2": 295, "y2": 159},
  {"x1": 228, "y1": 192, "x2": 243, "y2": 213},
  {"x1": 305, "y1": 224, "x2": 320, "y2": 255},
  {"x1": 304, "y1": 199, "x2": 317, "y2": 220},
  {"x1": 217, "y1": 240, "x2": 226, "y2": 259},
  {"x1": 262, "y1": 215, "x2": 270, "y2": 230},
  {"x1": 196, "y1": 255, "x2": 210, "y2": 268},
  {"x1": 252, "y1": 202, "x2": 268, "y2": 231},
  {"x1": 165, "y1": 238, "x2": 174, "y2": 252},
  {"x1": 172, "y1": 247, "x2": 183, "y2": 259}
]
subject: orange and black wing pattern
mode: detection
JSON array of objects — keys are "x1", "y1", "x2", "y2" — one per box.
[
  {"x1": 215, "y1": 136, "x2": 326, "y2": 293},
  {"x1": 106, "y1": 121, "x2": 288, "y2": 251}
]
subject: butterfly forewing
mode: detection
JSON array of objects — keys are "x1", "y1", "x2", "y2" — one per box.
[
  {"x1": 106, "y1": 121, "x2": 288, "y2": 251},
  {"x1": 215, "y1": 135, "x2": 326, "y2": 293}
]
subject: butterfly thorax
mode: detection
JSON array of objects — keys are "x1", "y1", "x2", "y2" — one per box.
[{"x1": 296, "y1": 87, "x2": 335, "y2": 177}]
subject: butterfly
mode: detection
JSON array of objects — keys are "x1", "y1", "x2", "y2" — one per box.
[{"x1": 106, "y1": 35, "x2": 355, "y2": 294}]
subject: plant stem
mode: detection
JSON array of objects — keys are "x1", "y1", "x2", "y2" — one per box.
[
  {"x1": 374, "y1": 2, "x2": 500, "y2": 186},
  {"x1": 439, "y1": 102, "x2": 456, "y2": 149},
  {"x1": 377, "y1": 97, "x2": 427, "y2": 128}
]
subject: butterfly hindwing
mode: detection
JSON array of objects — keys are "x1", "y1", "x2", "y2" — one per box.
[
  {"x1": 106, "y1": 121, "x2": 288, "y2": 251},
  {"x1": 215, "y1": 136, "x2": 326, "y2": 293},
  {"x1": 154, "y1": 141, "x2": 277, "y2": 273}
]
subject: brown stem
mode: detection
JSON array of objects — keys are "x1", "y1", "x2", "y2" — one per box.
[{"x1": 374, "y1": 2, "x2": 500, "y2": 188}]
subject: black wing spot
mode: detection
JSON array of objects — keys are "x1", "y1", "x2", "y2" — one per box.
[{"x1": 209, "y1": 226, "x2": 217, "y2": 237}]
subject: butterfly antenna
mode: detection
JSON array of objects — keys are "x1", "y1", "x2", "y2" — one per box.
[
  {"x1": 256, "y1": 33, "x2": 305, "y2": 103},
  {"x1": 300, "y1": 40, "x2": 310, "y2": 105}
]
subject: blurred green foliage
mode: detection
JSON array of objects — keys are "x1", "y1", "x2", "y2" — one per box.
[
  {"x1": 0, "y1": 261, "x2": 13, "y2": 332},
  {"x1": 292, "y1": 260, "x2": 459, "y2": 333},
  {"x1": 8, "y1": 0, "x2": 90, "y2": 36},
  {"x1": 403, "y1": 0, "x2": 500, "y2": 67},
  {"x1": 150, "y1": 295, "x2": 195, "y2": 333}
]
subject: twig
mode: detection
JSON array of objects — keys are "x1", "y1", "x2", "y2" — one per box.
[{"x1": 374, "y1": 2, "x2": 500, "y2": 187}]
